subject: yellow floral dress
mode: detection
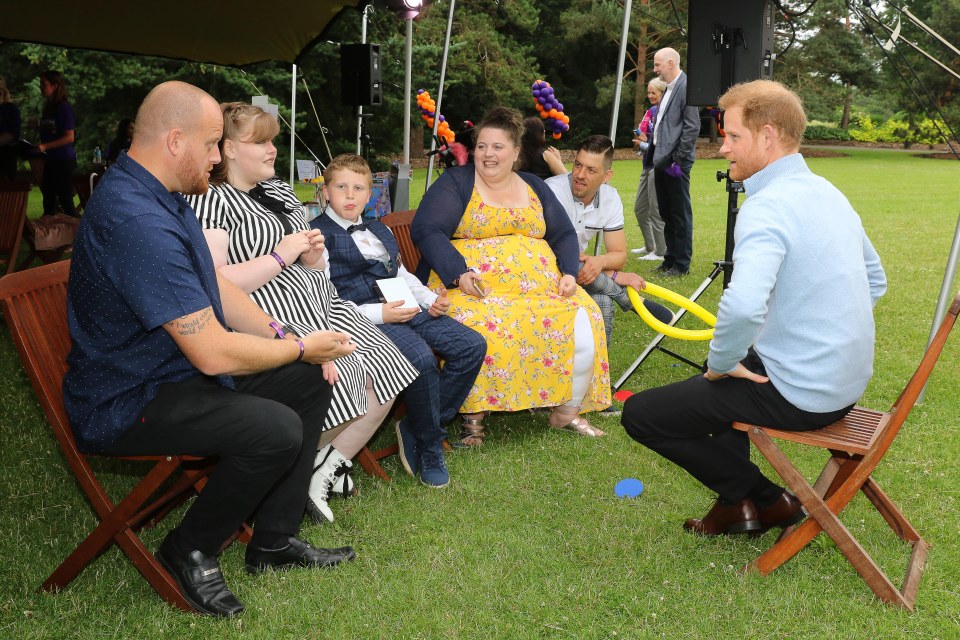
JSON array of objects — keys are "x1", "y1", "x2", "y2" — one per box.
[{"x1": 427, "y1": 186, "x2": 610, "y2": 414}]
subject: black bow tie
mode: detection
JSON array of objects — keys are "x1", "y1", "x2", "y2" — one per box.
[{"x1": 347, "y1": 223, "x2": 368, "y2": 234}]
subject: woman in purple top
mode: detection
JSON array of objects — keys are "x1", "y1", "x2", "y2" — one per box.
[{"x1": 37, "y1": 70, "x2": 77, "y2": 216}]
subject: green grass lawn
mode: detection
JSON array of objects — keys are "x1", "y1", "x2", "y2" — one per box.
[{"x1": 3, "y1": 150, "x2": 960, "y2": 638}]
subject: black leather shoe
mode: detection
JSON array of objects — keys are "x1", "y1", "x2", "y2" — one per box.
[
  {"x1": 654, "y1": 262, "x2": 674, "y2": 273},
  {"x1": 755, "y1": 491, "x2": 806, "y2": 534},
  {"x1": 683, "y1": 498, "x2": 763, "y2": 536},
  {"x1": 661, "y1": 267, "x2": 689, "y2": 277},
  {"x1": 156, "y1": 532, "x2": 244, "y2": 618},
  {"x1": 245, "y1": 536, "x2": 356, "y2": 575}
]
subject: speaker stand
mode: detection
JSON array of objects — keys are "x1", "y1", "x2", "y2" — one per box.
[{"x1": 614, "y1": 171, "x2": 743, "y2": 391}]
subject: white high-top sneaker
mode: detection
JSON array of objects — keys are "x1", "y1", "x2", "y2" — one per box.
[
  {"x1": 306, "y1": 445, "x2": 352, "y2": 524},
  {"x1": 330, "y1": 467, "x2": 355, "y2": 498}
]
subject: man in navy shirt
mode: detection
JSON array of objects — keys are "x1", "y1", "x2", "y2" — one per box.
[{"x1": 64, "y1": 81, "x2": 356, "y2": 618}]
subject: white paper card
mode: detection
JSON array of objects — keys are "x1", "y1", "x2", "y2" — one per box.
[
  {"x1": 296, "y1": 160, "x2": 318, "y2": 182},
  {"x1": 376, "y1": 277, "x2": 419, "y2": 309}
]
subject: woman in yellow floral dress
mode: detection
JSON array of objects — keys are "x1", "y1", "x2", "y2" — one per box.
[{"x1": 412, "y1": 107, "x2": 611, "y2": 446}]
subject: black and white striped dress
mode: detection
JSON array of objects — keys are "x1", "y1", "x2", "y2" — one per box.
[{"x1": 188, "y1": 179, "x2": 418, "y2": 430}]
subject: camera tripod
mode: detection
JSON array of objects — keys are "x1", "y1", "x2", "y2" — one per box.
[{"x1": 613, "y1": 170, "x2": 744, "y2": 391}]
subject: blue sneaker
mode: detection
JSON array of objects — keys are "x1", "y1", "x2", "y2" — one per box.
[
  {"x1": 395, "y1": 419, "x2": 419, "y2": 477},
  {"x1": 418, "y1": 444, "x2": 450, "y2": 488}
]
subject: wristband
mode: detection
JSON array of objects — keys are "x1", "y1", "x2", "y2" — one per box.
[
  {"x1": 611, "y1": 270, "x2": 619, "y2": 283},
  {"x1": 270, "y1": 251, "x2": 287, "y2": 270},
  {"x1": 294, "y1": 338, "x2": 305, "y2": 361},
  {"x1": 269, "y1": 321, "x2": 286, "y2": 339}
]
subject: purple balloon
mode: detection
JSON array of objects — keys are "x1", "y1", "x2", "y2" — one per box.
[
  {"x1": 417, "y1": 89, "x2": 424, "y2": 94},
  {"x1": 538, "y1": 96, "x2": 547, "y2": 105},
  {"x1": 439, "y1": 115, "x2": 445, "y2": 122},
  {"x1": 545, "y1": 87, "x2": 554, "y2": 95},
  {"x1": 532, "y1": 88, "x2": 541, "y2": 97},
  {"x1": 428, "y1": 111, "x2": 435, "y2": 117},
  {"x1": 557, "y1": 102, "x2": 564, "y2": 112}
]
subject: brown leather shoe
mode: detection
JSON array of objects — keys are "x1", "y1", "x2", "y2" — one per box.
[
  {"x1": 755, "y1": 491, "x2": 806, "y2": 534},
  {"x1": 683, "y1": 498, "x2": 763, "y2": 536}
]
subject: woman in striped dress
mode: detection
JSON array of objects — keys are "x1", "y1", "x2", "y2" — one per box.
[{"x1": 188, "y1": 103, "x2": 417, "y2": 525}]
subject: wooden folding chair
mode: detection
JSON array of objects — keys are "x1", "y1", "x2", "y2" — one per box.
[
  {"x1": 0, "y1": 261, "x2": 249, "y2": 612},
  {"x1": 732, "y1": 289, "x2": 960, "y2": 610},
  {"x1": 353, "y1": 209, "x2": 425, "y2": 481},
  {"x1": 72, "y1": 172, "x2": 100, "y2": 214},
  {"x1": 0, "y1": 180, "x2": 30, "y2": 275}
]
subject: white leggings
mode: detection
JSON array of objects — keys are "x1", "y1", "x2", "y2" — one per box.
[{"x1": 564, "y1": 307, "x2": 595, "y2": 408}]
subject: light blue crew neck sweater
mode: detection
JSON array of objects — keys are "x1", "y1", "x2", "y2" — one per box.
[{"x1": 707, "y1": 153, "x2": 886, "y2": 413}]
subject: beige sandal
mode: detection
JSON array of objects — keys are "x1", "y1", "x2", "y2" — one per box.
[
  {"x1": 454, "y1": 414, "x2": 487, "y2": 448},
  {"x1": 549, "y1": 407, "x2": 605, "y2": 437}
]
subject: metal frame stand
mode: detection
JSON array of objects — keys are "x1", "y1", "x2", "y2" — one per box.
[{"x1": 614, "y1": 170, "x2": 743, "y2": 391}]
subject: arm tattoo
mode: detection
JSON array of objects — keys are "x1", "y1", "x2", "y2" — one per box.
[{"x1": 167, "y1": 308, "x2": 214, "y2": 336}]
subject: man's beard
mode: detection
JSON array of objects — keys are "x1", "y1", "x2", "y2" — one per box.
[{"x1": 177, "y1": 148, "x2": 209, "y2": 195}]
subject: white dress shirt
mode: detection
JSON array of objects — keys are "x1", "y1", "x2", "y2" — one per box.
[{"x1": 323, "y1": 207, "x2": 438, "y2": 325}]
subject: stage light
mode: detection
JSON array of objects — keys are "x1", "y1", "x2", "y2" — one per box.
[{"x1": 379, "y1": 0, "x2": 430, "y2": 19}]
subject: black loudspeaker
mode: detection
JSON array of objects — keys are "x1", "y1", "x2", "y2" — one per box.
[
  {"x1": 686, "y1": 0, "x2": 776, "y2": 106},
  {"x1": 341, "y1": 43, "x2": 382, "y2": 107}
]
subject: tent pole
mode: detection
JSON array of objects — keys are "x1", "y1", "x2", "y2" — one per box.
[
  {"x1": 609, "y1": 0, "x2": 632, "y2": 142},
  {"x1": 357, "y1": 4, "x2": 372, "y2": 155},
  {"x1": 290, "y1": 64, "x2": 297, "y2": 186},
  {"x1": 394, "y1": 17, "x2": 414, "y2": 211},
  {"x1": 425, "y1": 0, "x2": 456, "y2": 191}
]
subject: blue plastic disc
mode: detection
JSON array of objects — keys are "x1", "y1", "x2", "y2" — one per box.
[{"x1": 615, "y1": 478, "x2": 644, "y2": 498}]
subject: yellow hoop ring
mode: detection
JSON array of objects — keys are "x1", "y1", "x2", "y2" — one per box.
[{"x1": 627, "y1": 282, "x2": 717, "y2": 341}]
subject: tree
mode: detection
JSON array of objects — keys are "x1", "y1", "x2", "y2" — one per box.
[
  {"x1": 870, "y1": 0, "x2": 959, "y2": 135},
  {"x1": 772, "y1": 0, "x2": 879, "y2": 126},
  {"x1": 556, "y1": 0, "x2": 683, "y2": 144}
]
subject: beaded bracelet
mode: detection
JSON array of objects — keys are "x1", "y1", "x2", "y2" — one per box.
[{"x1": 270, "y1": 251, "x2": 287, "y2": 270}]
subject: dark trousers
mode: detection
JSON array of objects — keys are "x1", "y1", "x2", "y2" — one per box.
[
  {"x1": 377, "y1": 312, "x2": 486, "y2": 448},
  {"x1": 653, "y1": 162, "x2": 693, "y2": 272},
  {"x1": 104, "y1": 364, "x2": 333, "y2": 555},
  {"x1": 41, "y1": 156, "x2": 77, "y2": 216},
  {"x1": 621, "y1": 353, "x2": 852, "y2": 502}
]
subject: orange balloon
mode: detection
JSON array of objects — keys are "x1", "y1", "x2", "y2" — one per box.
[
  {"x1": 562, "y1": 115, "x2": 570, "y2": 124},
  {"x1": 553, "y1": 132, "x2": 562, "y2": 139},
  {"x1": 539, "y1": 111, "x2": 548, "y2": 120},
  {"x1": 427, "y1": 118, "x2": 435, "y2": 127}
]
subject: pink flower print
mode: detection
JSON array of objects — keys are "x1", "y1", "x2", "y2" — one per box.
[
  {"x1": 487, "y1": 396, "x2": 499, "y2": 405},
  {"x1": 600, "y1": 361, "x2": 610, "y2": 372},
  {"x1": 484, "y1": 355, "x2": 495, "y2": 366},
  {"x1": 485, "y1": 321, "x2": 498, "y2": 332},
  {"x1": 539, "y1": 256, "x2": 548, "y2": 267},
  {"x1": 539, "y1": 389, "x2": 549, "y2": 400},
  {"x1": 479, "y1": 263, "x2": 491, "y2": 273},
  {"x1": 543, "y1": 357, "x2": 554, "y2": 367}
]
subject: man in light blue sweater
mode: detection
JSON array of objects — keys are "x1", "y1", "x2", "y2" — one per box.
[{"x1": 622, "y1": 80, "x2": 886, "y2": 537}]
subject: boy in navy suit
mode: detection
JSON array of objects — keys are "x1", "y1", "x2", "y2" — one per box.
[{"x1": 312, "y1": 154, "x2": 486, "y2": 487}]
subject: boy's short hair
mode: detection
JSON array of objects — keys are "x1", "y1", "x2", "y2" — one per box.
[
  {"x1": 577, "y1": 135, "x2": 615, "y2": 170},
  {"x1": 718, "y1": 80, "x2": 807, "y2": 149},
  {"x1": 323, "y1": 153, "x2": 373, "y2": 186}
]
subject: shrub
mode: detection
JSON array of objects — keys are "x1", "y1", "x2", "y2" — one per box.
[
  {"x1": 849, "y1": 112, "x2": 947, "y2": 145},
  {"x1": 804, "y1": 124, "x2": 852, "y2": 141}
]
